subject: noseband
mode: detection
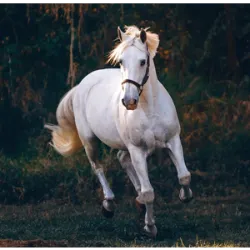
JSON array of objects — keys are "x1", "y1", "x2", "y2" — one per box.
[{"x1": 121, "y1": 53, "x2": 150, "y2": 96}]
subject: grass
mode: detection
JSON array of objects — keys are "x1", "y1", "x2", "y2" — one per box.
[
  {"x1": 0, "y1": 126, "x2": 249, "y2": 246},
  {"x1": 0, "y1": 193, "x2": 249, "y2": 247},
  {"x1": 0, "y1": 142, "x2": 250, "y2": 247}
]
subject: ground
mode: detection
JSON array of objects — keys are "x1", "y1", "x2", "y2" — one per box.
[{"x1": 0, "y1": 193, "x2": 249, "y2": 247}]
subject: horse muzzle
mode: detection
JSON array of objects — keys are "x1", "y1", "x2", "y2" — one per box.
[{"x1": 122, "y1": 98, "x2": 138, "y2": 110}]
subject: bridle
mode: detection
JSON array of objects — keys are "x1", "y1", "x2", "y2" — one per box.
[{"x1": 121, "y1": 49, "x2": 150, "y2": 96}]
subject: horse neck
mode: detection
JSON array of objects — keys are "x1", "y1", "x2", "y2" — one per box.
[{"x1": 140, "y1": 58, "x2": 158, "y2": 112}]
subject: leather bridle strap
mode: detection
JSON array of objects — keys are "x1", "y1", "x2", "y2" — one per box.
[{"x1": 121, "y1": 53, "x2": 150, "y2": 96}]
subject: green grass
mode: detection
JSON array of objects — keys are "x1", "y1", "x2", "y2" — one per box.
[{"x1": 0, "y1": 194, "x2": 249, "y2": 247}]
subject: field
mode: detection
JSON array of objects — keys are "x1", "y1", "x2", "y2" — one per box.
[
  {"x1": 0, "y1": 147, "x2": 249, "y2": 247},
  {"x1": 0, "y1": 192, "x2": 249, "y2": 247}
]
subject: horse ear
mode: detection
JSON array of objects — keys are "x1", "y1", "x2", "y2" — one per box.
[
  {"x1": 140, "y1": 29, "x2": 147, "y2": 44},
  {"x1": 117, "y1": 26, "x2": 126, "y2": 41}
]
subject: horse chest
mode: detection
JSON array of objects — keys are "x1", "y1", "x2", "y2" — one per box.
[
  {"x1": 128, "y1": 114, "x2": 173, "y2": 151},
  {"x1": 149, "y1": 116, "x2": 171, "y2": 146}
]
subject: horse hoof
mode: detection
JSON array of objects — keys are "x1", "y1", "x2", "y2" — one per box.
[
  {"x1": 179, "y1": 187, "x2": 193, "y2": 203},
  {"x1": 135, "y1": 199, "x2": 146, "y2": 215},
  {"x1": 102, "y1": 200, "x2": 115, "y2": 218},
  {"x1": 143, "y1": 224, "x2": 157, "y2": 238}
]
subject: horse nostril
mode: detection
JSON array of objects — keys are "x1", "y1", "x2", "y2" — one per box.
[
  {"x1": 129, "y1": 99, "x2": 137, "y2": 105},
  {"x1": 122, "y1": 98, "x2": 126, "y2": 107},
  {"x1": 122, "y1": 98, "x2": 137, "y2": 108}
]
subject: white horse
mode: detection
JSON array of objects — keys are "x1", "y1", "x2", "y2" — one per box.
[{"x1": 45, "y1": 25, "x2": 193, "y2": 237}]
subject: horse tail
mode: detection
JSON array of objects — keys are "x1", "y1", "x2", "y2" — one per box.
[{"x1": 45, "y1": 87, "x2": 83, "y2": 157}]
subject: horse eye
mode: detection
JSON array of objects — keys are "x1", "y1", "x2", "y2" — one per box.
[
  {"x1": 140, "y1": 60, "x2": 146, "y2": 66},
  {"x1": 119, "y1": 59, "x2": 123, "y2": 65}
]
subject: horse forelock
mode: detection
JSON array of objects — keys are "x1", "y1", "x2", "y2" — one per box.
[{"x1": 107, "y1": 25, "x2": 159, "y2": 65}]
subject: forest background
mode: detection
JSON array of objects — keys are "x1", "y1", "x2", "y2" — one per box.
[{"x1": 0, "y1": 3, "x2": 250, "y2": 206}]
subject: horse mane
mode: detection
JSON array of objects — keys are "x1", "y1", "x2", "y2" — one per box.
[{"x1": 107, "y1": 25, "x2": 159, "y2": 65}]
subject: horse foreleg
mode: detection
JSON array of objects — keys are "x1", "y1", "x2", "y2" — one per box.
[
  {"x1": 128, "y1": 145, "x2": 157, "y2": 237},
  {"x1": 167, "y1": 135, "x2": 193, "y2": 203},
  {"x1": 84, "y1": 139, "x2": 115, "y2": 217}
]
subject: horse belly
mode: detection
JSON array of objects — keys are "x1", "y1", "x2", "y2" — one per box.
[
  {"x1": 91, "y1": 117, "x2": 126, "y2": 149},
  {"x1": 86, "y1": 85, "x2": 126, "y2": 150}
]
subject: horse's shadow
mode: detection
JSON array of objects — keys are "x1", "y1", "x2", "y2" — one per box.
[{"x1": 92, "y1": 197, "x2": 217, "y2": 247}]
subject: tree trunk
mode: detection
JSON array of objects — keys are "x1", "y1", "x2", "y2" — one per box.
[
  {"x1": 224, "y1": 4, "x2": 240, "y2": 79},
  {"x1": 67, "y1": 4, "x2": 76, "y2": 88}
]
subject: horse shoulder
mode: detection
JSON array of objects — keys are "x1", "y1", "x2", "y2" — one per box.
[{"x1": 153, "y1": 82, "x2": 181, "y2": 138}]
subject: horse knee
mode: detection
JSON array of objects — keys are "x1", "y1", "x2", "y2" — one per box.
[{"x1": 137, "y1": 189, "x2": 154, "y2": 204}]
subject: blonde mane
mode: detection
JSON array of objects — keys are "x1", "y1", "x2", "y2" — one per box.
[{"x1": 107, "y1": 25, "x2": 159, "y2": 65}]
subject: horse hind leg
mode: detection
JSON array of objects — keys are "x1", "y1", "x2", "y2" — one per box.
[
  {"x1": 117, "y1": 151, "x2": 141, "y2": 195},
  {"x1": 74, "y1": 111, "x2": 115, "y2": 217},
  {"x1": 117, "y1": 150, "x2": 146, "y2": 214},
  {"x1": 83, "y1": 137, "x2": 115, "y2": 218}
]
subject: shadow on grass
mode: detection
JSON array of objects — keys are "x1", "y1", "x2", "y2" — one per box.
[{"x1": 0, "y1": 194, "x2": 249, "y2": 247}]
